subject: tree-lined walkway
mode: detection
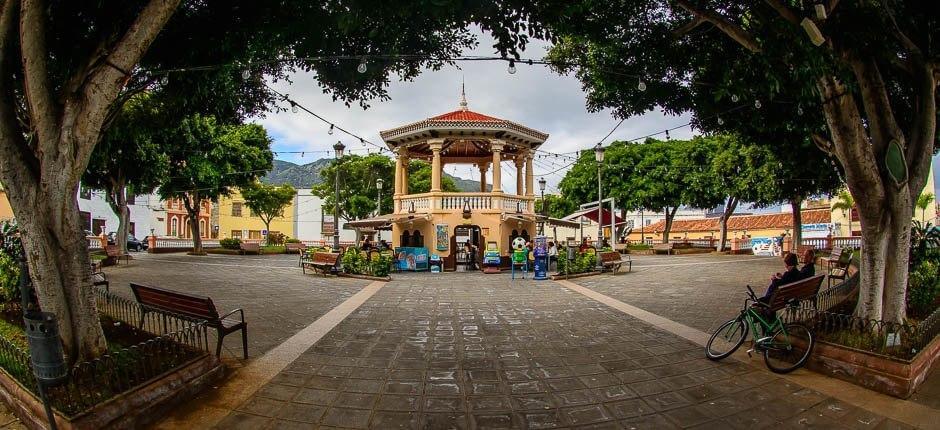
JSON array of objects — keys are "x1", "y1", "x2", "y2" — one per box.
[{"x1": 207, "y1": 272, "x2": 902, "y2": 429}]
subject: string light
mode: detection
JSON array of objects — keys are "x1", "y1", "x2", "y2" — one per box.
[
  {"x1": 797, "y1": 104, "x2": 804, "y2": 115},
  {"x1": 357, "y1": 57, "x2": 367, "y2": 74},
  {"x1": 754, "y1": 99, "x2": 762, "y2": 109},
  {"x1": 717, "y1": 116, "x2": 724, "y2": 125},
  {"x1": 731, "y1": 94, "x2": 739, "y2": 103},
  {"x1": 637, "y1": 78, "x2": 647, "y2": 92},
  {"x1": 241, "y1": 69, "x2": 250, "y2": 80},
  {"x1": 507, "y1": 59, "x2": 517, "y2": 74},
  {"x1": 291, "y1": 102, "x2": 298, "y2": 113},
  {"x1": 328, "y1": 124, "x2": 334, "y2": 135},
  {"x1": 665, "y1": 130, "x2": 670, "y2": 140}
]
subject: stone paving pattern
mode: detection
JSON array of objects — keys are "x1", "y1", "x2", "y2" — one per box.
[
  {"x1": 575, "y1": 254, "x2": 781, "y2": 334},
  {"x1": 216, "y1": 272, "x2": 908, "y2": 429},
  {"x1": 104, "y1": 253, "x2": 368, "y2": 358}
]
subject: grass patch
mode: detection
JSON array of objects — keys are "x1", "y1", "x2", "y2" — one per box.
[
  {"x1": 627, "y1": 244, "x2": 650, "y2": 250},
  {"x1": 90, "y1": 253, "x2": 106, "y2": 261},
  {"x1": 260, "y1": 245, "x2": 286, "y2": 254}
]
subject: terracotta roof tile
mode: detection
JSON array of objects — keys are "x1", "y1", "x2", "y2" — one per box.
[
  {"x1": 643, "y1": 209, "x2": 831, "y2": 233},
  {"x1": 429, "y1": 109, "x2": 501, "y2": 122}
]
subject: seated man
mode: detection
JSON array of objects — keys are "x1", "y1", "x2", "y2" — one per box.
[
  {"x1": 755, "y1": 252, "x2": 801, "y2": 324},
  {"x1": 798, "y1": 248, "x2": 815, "y2": 279}
]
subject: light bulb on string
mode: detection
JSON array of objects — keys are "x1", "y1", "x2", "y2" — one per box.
[
  {"x1": 301, "y1": 152, "x2": 305, "y2": 158},
  {"x1": 290, "y1": 102, "x2": 298, "y2": 113},
  {"x1": 717, "y1": 116, "x2": 724, "y2": 125},
  {"x1": 507, "y1": 59, "x2": 517, "y2": 74},
  {"x1": 731, "y1": 94, "x2": 739, "y2": 103},
  {"x1": 665, "y1": 130, "x2": 671, "y2": 140},
  {"x1": 360, "y1": 138, "x2": 366, "y2": 147},
  {"x1": 241, "y1": 69, "x2": 250, "y2": 80},
  {"x1": 328, "y1": 124, "x2": 334, "y2": 135},
  {"x1": 754, "y1": 99, "x2": 762, "y2": 109},
  {"x1": 797, "y1": 104, "x2": 804, "y2": 115},
  {"x1": 637, "y1": 78, "x2": 647, "y2": 92},
  {"x1": 357, "y1": 57, "x2": 367, "y2": 74}
]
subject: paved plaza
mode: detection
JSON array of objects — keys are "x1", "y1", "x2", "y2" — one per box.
[{"x1": 93, "y1": 252, "x2": 934, "y2": 429}]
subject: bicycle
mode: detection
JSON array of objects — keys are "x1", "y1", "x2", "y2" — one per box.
[{"x1": 705, "y1": 284, "x2": 816, "y2": 374}]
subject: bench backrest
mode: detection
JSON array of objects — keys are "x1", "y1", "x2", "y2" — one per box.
[
  {"x1": 285, "y1": 243, "x2": 305, "y2": 251},
  {"x1": 830, "y1": 246, "x2": 843, "y2": 260},
  {"x1": 766, "y1": 274, "x2": 825, "y2": 311},
  {"x1": 105, "y1": 245, "x2": 121, "y2": 256},
  {"x1": 653, "y1": 243, "x2": 673, "y2": 249},
  {"x1": 130, "y1": 283, "x2": 219, "y2": 320},
  {"x1": 240, "y1": 242, "x2": 260, "y2": 251},
  {"x1": 599, "y1": 251, "x2": 620, "y2": 263},
  {"x1": 312, "y1": 252, "x2": 340, "y2": 265}
]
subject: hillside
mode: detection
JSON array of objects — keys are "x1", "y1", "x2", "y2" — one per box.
[{"x1": 261, "y1": 158, "x2": 488, "y2": 192}]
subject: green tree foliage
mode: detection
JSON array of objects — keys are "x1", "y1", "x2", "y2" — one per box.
[
  {"x1": 407, "y1": 160, "x2": 459, "y2": 194},
  {"x1": 916, "y1": 193, "x2": 936, "y2": 223},
  {"x1": 535, "y1": 194, "x2": 577, "y2": 219},
  {"x1": 158, "y1": 116, "x2": 274, "y2": 253},
  {"x1": 831, "y1": 190, "x2": 856, "y2": 236},
  {"x1": 83, "y1": 94, "x2": 169, "y2": 253},
  {"x1": 241, "y1": 182, "x2": 297, "y2": 244}
]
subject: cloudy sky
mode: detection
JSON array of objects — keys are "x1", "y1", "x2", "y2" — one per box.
[{"x1": 256, "y1": 29, "x2": 940, "y2": 198}]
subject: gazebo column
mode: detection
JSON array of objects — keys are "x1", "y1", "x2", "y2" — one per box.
[
  {"x1": 491, "y1": 140, "x2": 504, "y2": 193},
  {"x1": 401, "y1": 155, "x2": 409, "y2": 195},
  {"x1": 478, "y1": 162, "x2": 489, "y2": 192},
  {"x1": 524, "y1": 150, "x2": 534, "y2": 197},
  {"x1": 515, "y1": 156, "x2": 524, "y2": 196},
  {"x1": 393, "y1": 148, "x2": 404, "y2": 212},
  {"x1": 429, "y1": 138, "x2": 444, "y2": 192}
]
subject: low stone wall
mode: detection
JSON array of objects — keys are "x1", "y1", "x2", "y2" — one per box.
[
  {"x1": 0, "y1": 355, "x2": 223, "y2": 430},
  {"x1": 806, "y1": 333, "x2": 940, "y2": 399}
]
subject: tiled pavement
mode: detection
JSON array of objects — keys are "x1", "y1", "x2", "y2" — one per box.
[
  {"x1": 215, "y1": 272, "x2": 906, "y2": 429},
  {"x1": 103, "y1": 253, "x2": 369, "y2": 358},
  {"x1": 574, "y1": 254, "x2": 782, "y2": 334}
]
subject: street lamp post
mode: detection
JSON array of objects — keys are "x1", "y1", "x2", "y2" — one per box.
[
  {"x1": 333, "y1": 141, "x2": 345, "y2": 250},
  {"x1": 376, "y1": 178, "x2": 384, "y2": 242},
  {"x1": 594, "y1": 143, "x2": 605, "y2": 271},
  {"x1": 538, "y1": 177, "x2": 546, "y2": 235}
]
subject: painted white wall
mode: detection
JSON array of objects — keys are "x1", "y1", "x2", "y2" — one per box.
[
  {"x1": 77, "y1": 185, "x2": 165, "y2": 238},
  {"x1": 293, "y1": 189, "x2": 356, "y2": 242}
]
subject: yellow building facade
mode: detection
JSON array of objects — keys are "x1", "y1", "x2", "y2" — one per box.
[
  {"x1": 0, "y1": 186, "x2": 12, "y2": 221},
  {"x1": 217, "y1": 190, "x2": 296, "y2": 240},
  {"x1": 829, "y1": 165, "x2": 937, "y2": 235}
]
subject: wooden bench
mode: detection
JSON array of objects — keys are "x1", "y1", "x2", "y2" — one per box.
[
  {"x1": 652, "y1": 242, "x2": 674, "y2": 255},
  {"x1": 302, "y1": 252, "x2": 340, "y2": 275},
  {"x1": 762, "y1": 274, "x2": 826, "y2": 312},
  {"x1": 823, "y1": 246, "x2": 851, "y2": 287},
  {"x1": 599, "y1": 251, "x2": 630, "y2": 273},
  {"x1": 90, "y1": 263, "x2": 109, "y2": 293},
  {"x1": 285, "y1": 243, "x2": 306, "y2": 254},
  {"x1": 131, "y1": 282, "x2": 248, "y2": 360},
  {"x1": 130, "y1": 283, "x2": 248, "y2": 359},
  {"x1": 105, "y1": 244, "x2": 130, "y2": 265},
  {"x1": 240, "y1": 242, "x2": 261, "y2": 255}
]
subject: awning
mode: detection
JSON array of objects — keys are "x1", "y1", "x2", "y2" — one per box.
[
  {"x1": 344, "y1": 213, "x2": 431, "y2": 229},
  {"x1": 563, "y1": 207, "x2": 625, "y2": 225},
  {"x1": 536, "y1": 215, "x2": 581, "y2": 228},
  {"x1": 501, "y1": 214, "x2": 536, "y2": 224}
]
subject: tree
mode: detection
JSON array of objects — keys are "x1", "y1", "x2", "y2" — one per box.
[
  {"x1": 158, "y1": 116, "x2": 273, "y2": 254},
  {"x1": 535, "y1": 194, "x2": 578, "y2": 219},
  {"x1": 83, "y1": 94, "x2": 168, "y2": 254},
  {"x1": 831, "y1": 190, "x2": 856, "y2": 236},
  {"x1": 0, "y1": 1, "x2": 540, "y2": 358},
  {"x1": 529, "y1": 1, "x2": 928, "y2": 322},
  {"x1": 916, "y1": 193, "x2": 936, "y2": 223},
  {"x1": 241, "y1": 182, "x2": 297, "y2": 244},
  {"x1": 407, "y1": 160, "x2": 459, "y2": 195}
]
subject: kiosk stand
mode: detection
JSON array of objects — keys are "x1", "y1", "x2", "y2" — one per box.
[
  {"x1": 483, "y1": 241, "x2": 501, "y2": 274},
  {"x1": 533, "y1": 236, "x2": 548, "y2": 280}
]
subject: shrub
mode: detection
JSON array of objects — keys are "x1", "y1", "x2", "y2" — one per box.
[
  {"x1": 266, "y1": 232, "x2": 285, "y2": 246},
  {"x1": 908, "y1": 251, "x2": 940, "y2": 318},
  {"x1": 342, "y1": 247, "x2": 366, "y2": 274},
  {"x1": 556, "y1": 251, "x2": 597, "y2": 275},
  {"x1": 285, "y1": 238, "x2": 302, "y2": 244},
  {"x1": 220, "y1": 238, "x2": 242, "y2": 249},
  {"x1": 0, "y1": 253, "x2": 19, "y2": 303}
]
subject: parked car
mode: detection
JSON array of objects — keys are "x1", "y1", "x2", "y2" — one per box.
[{"x1": 107, "y1": 232, "x2": 147, "y2": 251}]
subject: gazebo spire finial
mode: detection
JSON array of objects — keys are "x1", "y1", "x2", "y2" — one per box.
[{"x1": 459, "y1": 77, "x2": 468, "y2": 111}]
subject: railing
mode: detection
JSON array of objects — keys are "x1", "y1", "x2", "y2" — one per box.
[
  {"x1": 399, "y1": 195, "x2": 431, "y2": 212},
  {"x1": 441, "y1": 194, "x2": 492, "y2": 210},
  {"x1": 0, "y1": 287, "x2": 210, "y2": 417},
  {"x1": 668, "y1": 238, "x2": 716, "y2": 249},
  {"x1": 397, "y1": 192, "x2": 534, "y2": 214},
  {"x1": 299, "y1": 240, "x2": 356, "y2": 248},
  {"x1": 153, "y1": 238, "x2": 221, "y2": 250},
  {"x1": 799, "y1": 236, "x2": 861, "y2": 250},
  {"x1": 85, "y1": 236, "x2": 102, "y2": 250}
]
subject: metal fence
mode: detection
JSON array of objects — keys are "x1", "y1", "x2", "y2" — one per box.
[{"x1": 0, "y1": 287, "x2": 210, "y2": 417}]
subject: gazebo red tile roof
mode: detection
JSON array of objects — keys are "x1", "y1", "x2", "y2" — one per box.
[
  {"x1": 642, "y1": 209, "x2": 831, "y2": 233},
  {"x1": 429, "y1": 109, "x2": 500, "y2": 122}
]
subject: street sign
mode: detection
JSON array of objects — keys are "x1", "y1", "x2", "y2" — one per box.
[{"x1": 261, "y1": 230, "x2": 268, "y2": 236}]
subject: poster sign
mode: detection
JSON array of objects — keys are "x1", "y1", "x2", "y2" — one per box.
[
  {"x1": 435, "y1": 224, "x2": 448, "y2": 251},
  {"x1": 751, "y1": 238, "x2": 780, "y2": 256},
  {"x1": 395, "y1": 247, "x2": 429, "y2": 271},
  {"x1": 533, "y1": 236, "x2": 548, "y2": 280}
]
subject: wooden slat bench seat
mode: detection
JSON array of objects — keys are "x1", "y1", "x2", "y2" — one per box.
[
  {"x1": 240, "y1": 242, "x2": 261, "y2": 255},
  {"x1": 652, "y1": 243, "x2": 674, "y2": 255},
  {"x1": 823, "y1": 246, "x2": 851, "y2": 287},
  {"x1": 302, "y1": 251, "x2": 340, "y2": 275},
  {"x1": 130, "y1": 283, "x2": 247, "y2": 359},
  {"x1": 599, "y1": 251, "x2": 630, "y2": 273},
  {"x1": 105, "y1": 244, "x2": 130, "y2": 265},
  {"x1": 763, "y1": 274, "x2": 826, "y2": 312},
  {"x1": 285, "y1": 243, "x2": 306, "y2": 254}
]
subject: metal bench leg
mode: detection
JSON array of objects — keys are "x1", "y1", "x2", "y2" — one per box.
[
  {"x1": 241, "y1": 327, "x2": 248, "y2": 359},
  {"x1": 216, "y1": 329, "x2": 224, "y2": 357}
]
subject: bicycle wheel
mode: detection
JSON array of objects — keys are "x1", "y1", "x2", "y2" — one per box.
[
  {"x1": 705, "y1": 317, "x2": 748, "y2": 360},
  {"x1": 763, "y1": 322, "x2": 814, "y2": 373}
]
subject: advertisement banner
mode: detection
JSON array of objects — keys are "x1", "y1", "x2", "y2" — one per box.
[
  {"x1": 395, "y1": 247, "x2": 429, "y2": 271},
  {"x1": 435, "y1": 224, "x2": 449, "y2": 251},
  {"x1": 751, "y1": 237, "x2": 780, "y2": 256}
]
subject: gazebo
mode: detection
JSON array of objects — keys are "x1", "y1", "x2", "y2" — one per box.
[{"x1": 371, "y1": 88, "x2": 549, "y2": 269}]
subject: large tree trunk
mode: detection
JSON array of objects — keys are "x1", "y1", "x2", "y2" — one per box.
[
  {"x1": 104, "y1": 176, "x2": 130, "y2": 255},
  {"x1": 661, "y1": 206, "x2": 678, "y2": 244},
  {"x1": 790, "y1": 198, "x2": 802, "y2": 253},
  {"x1": 717, "y1": 196, "x2": 738, "y2": 252},
  {"x1": 183, "y1": 192, "x2": 203, "y2": 254}
]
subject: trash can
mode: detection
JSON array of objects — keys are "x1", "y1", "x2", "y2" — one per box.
[{"x1": 24, "y1": 312, "x2": 68, "y2": 386}]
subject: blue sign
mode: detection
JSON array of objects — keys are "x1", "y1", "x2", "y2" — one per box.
[{"x1": 395, "y1": 247, "x2": 429, "y2": 271}]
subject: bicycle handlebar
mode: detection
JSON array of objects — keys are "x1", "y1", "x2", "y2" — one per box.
[{"x1": 746, "y1": 285, "x2": 757, "y2": 300}]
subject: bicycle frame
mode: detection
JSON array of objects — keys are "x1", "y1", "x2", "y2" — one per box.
[{"x1": 740, "y1": 298, "x2": 788, "y2": 346}]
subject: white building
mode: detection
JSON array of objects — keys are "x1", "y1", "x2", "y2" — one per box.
[
  {"x1": 293, "y1": 188, "x2": 357, "y2": 242},
  {"x1": 77, "y1": 185, "x2": 165, "y2": 238}
]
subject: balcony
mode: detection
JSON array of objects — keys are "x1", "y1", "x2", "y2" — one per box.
[{"x1": 396, "y1": 192, "x2": 534, "y2": 215}]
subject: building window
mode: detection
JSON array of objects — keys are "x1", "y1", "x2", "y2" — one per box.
[
  {"x1": 248, "y1": 230, "x2": 262, "y2": 240},
  {"x1": 80, "y1": 211, "x2": 91, "y2": 234},
  {"x1": 231, "y1": 230, "x2": 242, "y2": 239},
  {"x1": 79, "y1": 186, "x2": 91, "y2": 200},
  {"x1": 199, "y1": 219, "x2": 206, "y2": 238},
  {"x1": 170, "y1": 217, "x2": 178, "y2": 237},
  {"x1": 231, "y1": 202, "x2": 243, "y2": 217},
  {"x1": 645, "y1": 219, "x2": 651, "y2": 226}
]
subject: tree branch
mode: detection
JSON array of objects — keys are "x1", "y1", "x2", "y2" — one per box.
[
  {"x1": 672, "y1": 17, "x2": 706, "y2": 37},
  {"x1": 673, "y1": 0, "x2": 762, "y2": 53},
  {"x1": 847, "y1": 53, "x2": 903, "y2": 156},
  {"x1": 19, "y1": 0, "x2": 59, "y2": 148},
  {"x1": 810, "y1": 133, "x2": 834, "y2": 155},
  {"x1": 0, "y1": 0, "x2": 40, "y2": 189},
  {"x1": 905, "y1": 65, "x2": 937, "y2": 202},
  {"x1": 764, "y1": 0, "x2": 800, "y2": 25},
  {"x1": 882, "y1": 1, "x2": 923, "y2": 59}
]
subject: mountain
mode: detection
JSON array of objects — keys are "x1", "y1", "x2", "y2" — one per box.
[
  {"x1": 260, "y1": 159, "x2": 332, "y2": 188},
  {"x1": 261, "y1": 158, "x2": 488, "y2": 192}
]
